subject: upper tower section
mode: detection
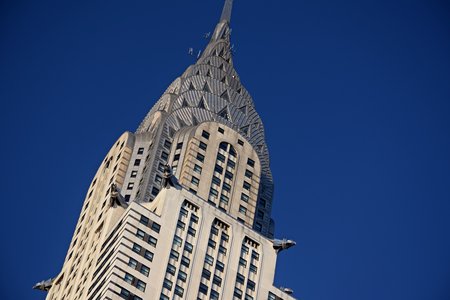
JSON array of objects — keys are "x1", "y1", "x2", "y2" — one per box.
[{"x1": 134, "y1": 0, "x2": 275, "y2": 237}]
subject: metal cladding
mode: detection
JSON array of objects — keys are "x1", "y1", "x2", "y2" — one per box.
[{"x1": 136, "y1": 6, "x2": 274, "y2": 236}]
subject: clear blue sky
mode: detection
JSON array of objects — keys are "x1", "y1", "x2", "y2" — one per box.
[{"x1": 1, "y1": 0, "x2": 449, "y2": 299}]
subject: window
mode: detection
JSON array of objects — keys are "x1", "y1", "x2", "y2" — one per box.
[
  {"x1": 211, "y1": 290, "x2": 220, "y2": 299},
  {"x1": 173, "y1": 235, "x2": 183, "y2": 247},
  {"x1": 205, "y1": 254, "x2": 214, "y2": 265},
  {"x1": 178, "y1": 270, "x2": 187, "y2": 282},
  {"x1": 236, "y1": 273, "x2": 245, "y2": 284},
  {"x1": 158, "y1": 163, "x2": 165, "y2": 171},
  {"x1": 144, "y1": 250, "x2": 153, "y2": 261},
  {"x1": 128, "y1": 258, "x2": 138, "y2": 269},
  {"x1": 194, "y1": 164, "x2": 202, "y2": 174},
  {"x1": 120, "y1": 288, "x2": 130, "y2": 298},
  {"x1": 247, "y1": 280, "x2": 255, "y2": 291},
  {"x1": 213, "y1": 275, "x2": 222, "y2": 286},
  {"x1": 136, "y1": 280, "x2": 146, "y2": 292},
  {"x1": 216, "y1": 261, "x2": 224, "y2": 272},
  {"x1": 148, "y1": 236, "x2": 157, "y2": 247},
  {"x1": 202, "y1": 268, "x2": 211, "y2": 280},
  {"x1": 161, "y1": 151, "x2": 169, "y2": 160},
  {"x1": 238, "y1": 139, "x2": 244, "y2": 146},
  {"x1": 137, "y1": 147, "x2": 144, "y2": 154},
  {"x1": 163, "y1": 278, "x2": 173, "y2": 291},
  {"x1": 208, "y1": 239, "x2": 217, "y2": 249},
  {"x1": 136, "y1": 229, "x2": 145, "y2": 240},
  {"x1": 214, "y1": 164, "x2": 223, "y2": 174},
  {"x1": 220, "y1": 194, "x2": 229, "y2": 205},
  {"x1": 257, "y1": 210, "x2": 264, "y2": 219},
  {"x1": 218, "y1": 127, "x2": 224, "y2": 134},
  {"x1": 127, "y1": 182, "x2": 134, "y2": 190},
  {"x1": 234, "y1": 287, "x2": 243, "y2": 299},
  {"x1": 227, "y1": 159, "x2": 236, "y2": 169},
  {"x1": 155, "y1": 174, "x2": 162, "y2": 184},
  {"x1": 196, "y1": 153, "x2": 205, "y2": 162},
  {"x1": 245, "y1": 169, "x2": 253, "y2": 179},
  {"x1": 217, "y1": 153, "x2": 226, "y2": 162},
  {"x1": 222, "y1": 182, "x2": 231, "y2": 192},
  {"x1": 225, "y1": 170, "x2": 233, "y2": 180},
  {"x1": 250, "y1": 264, "x2": 258, "y2": 273},
  {"x1": 164, "y1": 140, "x2": 172, "y2": 149},
  {"x1": 151, "y1": 187, "x2": 159, "y2": 196},
  {"x1": 134, "y1": 159, "x2": 141, "y2": 166},
  {"x1": 181, "y1": 256, "x2": 190, "y2": 267},
  {"x1": 140, "y1": 215, "x2": 149, "y2": 225},
  {"x1": 268, "y1": 292, "x2": 277, "y2": 300},
  {"x1": 210, "y1": 188, "x2": 218, "y2": 198},
  {"x1": 140, "y1": 265, "x2": 150, "y2": 276},
  {"x1": 174, "y1": 285, "x2": 184, "y2": 297},
  {"x1": 243, "y1": 181, "x2": 251, "y2": 191},
  {"x1": 131, "y1": 170, "x2": 138, "y2": 178},
  {"x1": 176, "y1": 142, "x2": 183, "y2": 150},
  {"x1": 191, "y1": 176, "x2": 199, "y2": 186},
  {"x1": 177, "y1": 220, "x2": 185, "y2": 230},
  {"x1": 202, "y1": 130, "x2": 210, "y2": 139},
  {"x1": 241, "y1": 193, "x2": 249, "y2": 202},
  {"x1": 247, "y1": 158, "x2": 255, "y2": 167},
  {"x1": 255, "y1": 222, "x2": 262, "y2": 231},
  {"x1": 190, "y1": 214, "x2": 199, "y2": 224},
  {"x1": 199, "y1": 141, "x2": 207, "y2": 150},
  {"x1": 199, "y1": 282, "x2": 208, "y2": 295},
  {"x1": 239, "y1": 257, "x2": 247, "y2": 267},
  {"x1": 188, "y1": 226, "x2": 196, "y2": 236},
  {"x1": 166, "y1": 264, "x2": 176, "y2": 275},
  {"x1": 124, "y1": 273, "x2": 134, "y2": 284},
  {"x1": 151, "y1": 222, "x2": 161, "y2": 233},
  {"x1": 184, "y1": 242, "x2": 193, "y2": 253},
  {"x1": 132, "y1": 243, "x2": 141, "y2": 253},
  {"x1": 125, "y1": 194, "x2": 131, "y2": 202},
  {"x1": 239, "y1": 205, "x2": 247, "y2": 215},
  {"x1": 173, "y1": 154, "x2": 180, "y2": 161},
  {"x1": 212, "y1": 176, "x2": 221, "y2": 186}
]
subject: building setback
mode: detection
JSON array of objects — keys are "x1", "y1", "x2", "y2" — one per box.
[{"x1": 35, "y1": 1, "x2": 297, "y2": 299}]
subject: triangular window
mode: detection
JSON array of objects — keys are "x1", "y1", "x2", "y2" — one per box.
[
  {"x1": 195, "y1": 70, "x2": 200, "y2": 76},
  {"x1": 189, "y1": 82, "x2": 195, "y2": 91},
  {"x1": 203, "y1": 82, "x2": 211, "y2": 93},
  {"x1": 240, "y1": 125, "x2": 250, "y2": 136},
  {"x1": 206, "y1": 60, "x2": 211, "y2": 65},
  {"x1": 220, "y1": 90, "x2": 230, "y2": 101},
  {"x1": 220, "y1": 76, "x2": 227, "y2": 84},
  {"x1": 181, "y1": 98, "x2": 189, "y2": 108},
  {"x1": 219, "y1": 63, "x2": 225, "y2": 71},
  {"x1": 206, "y1": 70, "x2": 212, "y2": 77},
  {"x1": 238, "y1": 105, "x2": 247, "y2": 115},
  {"x1": 198, "y1": 97, "x2": 207, "y2": 109},
  {"x1": 192, "y1": 115, "x2": 199, "y2": 126},
  {"x1": 177, "y1": 116, "x2": 187, "y2": 127},
  {"x1": 218, "y1": 106, "x2": 230, "y2": 121},
  {"x1": 237, "y1": 87, "x2": 242, "y2": 94},
  {"x1": 219, "y1": 48, "x2": 225, "y2": 57}
]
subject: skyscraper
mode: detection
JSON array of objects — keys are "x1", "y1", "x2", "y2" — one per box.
[{"x1": 35, "y1": 1, "x2": 297, "y2": 299}]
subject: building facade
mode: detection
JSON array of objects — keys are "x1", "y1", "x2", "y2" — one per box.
[{"x1": 36, "y1": 1, "x2": 297, "y2": 299}]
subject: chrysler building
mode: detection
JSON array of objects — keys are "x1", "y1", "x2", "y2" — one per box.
[{"x1": 35, "y1": 1, "x2": 297, "y2": 299}]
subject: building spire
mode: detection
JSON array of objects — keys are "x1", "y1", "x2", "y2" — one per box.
[{"x1": 220, "y1": 0, "x2": 233, "y2": 23}]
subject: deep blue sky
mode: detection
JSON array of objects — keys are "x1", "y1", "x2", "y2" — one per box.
[{"x1": 1, "y1": 0, "x2": 449, "y2": 299}]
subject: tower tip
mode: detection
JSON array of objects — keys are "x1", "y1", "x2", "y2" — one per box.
[{"x1": 220, "y1": 0, "x2": 234, "y2": 23}]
